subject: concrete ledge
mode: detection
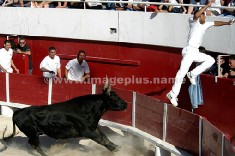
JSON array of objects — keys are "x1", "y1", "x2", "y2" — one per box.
[
  {"x1": 99, "y1": 119, "x2": 193, "y2": 156},
  {"x1": 0, "y1": 101, "x2": 30, "y2": 109}
]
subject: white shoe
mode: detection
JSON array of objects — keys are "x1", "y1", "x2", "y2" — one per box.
[
  {"x1": 166, "y1": 92, "x2": 178, "y2": 107},
  {"x1": 187, "y1": 72, "x2": 196, "y2": 85}
]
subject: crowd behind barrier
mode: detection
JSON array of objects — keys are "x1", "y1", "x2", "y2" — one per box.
[
  {"x1": 201, "y1": 47, "x2": 235, "y2": 79},
  {"x1": 0, "y1": 72, "x2": 234, "y2": 155},
  {"x1": 4, "y1": 37, "x2": 235, "y2": 82},
  {"x1": 0, "y1": 0, "x2": 235, "y2": 17}
]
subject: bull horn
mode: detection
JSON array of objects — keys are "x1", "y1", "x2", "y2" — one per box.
[
  {"x1": 104, "y1": 75, "x2": 109, "y2": 89},
  {"x1": 104, "y1": 75, "x2": 111, "y2": 95}
]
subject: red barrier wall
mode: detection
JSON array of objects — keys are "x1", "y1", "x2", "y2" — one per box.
[
  {"x1": 0, "y1": 36, "x2": 6, "y2": 48},
  {"x1": 52, "y1": 81, "x2": 92, "y2": 103},
  {"x1": 202, "y1": 119, "x2": 223, "y2": 156},
  {"x1": 0, "y1": 73, "x2": 6, "y2": 102},
  {"x1": 9, "y1": 74, "x2": 48, "y2": 105},
  {"x1": 1, "y1": 35, "x2": 181, "y2": 102},
  {"x1": 183, "y1": 75, "x2": 235, "y2": 145},
  {"x1": 5, "y1": 36, "x2": 181, "y2": 101},
  {"x1": 135, "y1": 93, "x2": 164, "y2": 140},
  {"x1": 1, "y1": 72, "x2": 235, "y2": 155},
  {"x1": 224, "y1": 136, "x2": 235, "y2": 156},
  {"x1": 12, "y1": 53, "x2": 29, "y2": 74},
  {"x1": 166, "y1": 106, "x2": 199, "y2": 154}
]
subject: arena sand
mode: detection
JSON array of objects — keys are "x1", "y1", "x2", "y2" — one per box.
[{"x1": 0, "y1": 115, "x2": 156, "y2": 156}]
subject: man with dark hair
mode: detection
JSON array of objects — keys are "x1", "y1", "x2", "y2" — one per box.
[
  {"x1": 65, "y1": 50, "x2": 90, "y2": 82},
  {"x1": 166, "y1": 0, "x2": 235, "y2": 107},
  {"x1": 230, "y1": 55, "x2": 235, "y2": 60},
  {"x1": 228, "y1": 55, "x2": 235, "y2": 78},
  {"x1": 16, "y1": 37, "x2": 33, "y2": 75},
  {"x1": 0, "y1": 40, "x2": 19, "y2": 73},
  {"x1": 40, "y1": 47, "x2": 61, "y2": 78}
]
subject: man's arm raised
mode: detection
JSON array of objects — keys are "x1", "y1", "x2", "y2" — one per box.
[
  {"x1": 214, "y1": 19, "x2": 235, "y2": 26},
  {"x1": 193, "y1": 0, "x2": 215, "y2": 20}
]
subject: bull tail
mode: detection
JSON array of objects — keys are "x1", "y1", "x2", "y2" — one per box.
[
  {"x1": 3, "y1": 119, "x2": 17, "y2": 141},
  {"x1": 0, "y1": 119, "x2": 17, "y2": 151}
]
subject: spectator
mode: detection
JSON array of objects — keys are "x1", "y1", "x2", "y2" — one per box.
[
  {"x1": 122, "y1": 2, "x2": 133, "y2": 10},
  {"x1": 157, "y1": 0, "x2": 170, "y2": 12},
  {"x1": 187, "y1": 0, "x2": 207, "y2": 14},
  {"x1": 2, "y1": 0, "x2": 20, "y2": 7},
  {"x1": 228, "y1": 55, "x2": 235, "y2": 78},
  {"x1": 5, "y1": 0, "x2": 26, "y2": 7},
  {"x1": 206, "y1": 0, "x2": 223, "y2": 16},
  {"x1": 168, "y1": 0, "x2": 187, "y2": 13},
  {"x1": 68, "y1": 2, "x2": 83, "y2": 9},
  {"x1": 65, "y1": 50, "x2": 90, "y2": 82},
  {"x1": 19, "y1": 0, "x2": 31, "y2": 7},
  {"x1": 123, "y1": 0, "x2": 148, "y2": 11},
  {"x1": 157, "y1": 0, "x2": 186, "y2": 13},
  {"x1": 40, "y1": 47, "x2": 61, "y2": 78},
  {"x1": 221, "y1": 0, "x2": 235, "y2": 17},
  {"x1": 147, "y1": 0, "x2": 160, "y2": 12},
  {"x1": 42, "y1": 1, "x2": 68, "y2": 8},
  {"x1": 54, "y1": 2, "x2": 68, "y2": 8},
  {"x1": 1, "y1": 0, "x2": 15, "y2": 6},
  {"x1": 8, "y1": 39, "x2": 17, "y2": 52},
  {"x1": 105, "y1": 0, "x2": 116, "y2": 10},
  {"x1": 166, "y1": 0, "x2": 235, "y2": 107},
  {"x1": 0, "y1": 40, "x2": 19, "y2": 73},
  {"x1": 204, "y1": 55, "x2": 230, "y2": 76},
  {"x1": 30, "y1": 1, "x2": 47, "y2": 8},
  {"x1": 85, "y1": 0, "x2": 102, "y2": 9},
  {"x1": 114, "y1": 0, "x2": 133, "y2": 11},
  {"x1": 132, "y1": 0, "x2": 148, "y2": 11},
  {"x1": 217, "y1": 56, "x2": 230, "y2": 76},
  {"x1": 16, "y1": 37, "x2": 33, "y2": 75}
]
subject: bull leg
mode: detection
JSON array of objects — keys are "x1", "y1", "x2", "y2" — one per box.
[
  {"x1": 82, "y1": 127, "x2": 120, "y2": 152},
  {"x1": 18, "y1": 124, "x2": 46, "y2": 156},
  {"x1": 28, "y1": 137, "x2": 47, "y2": 156}
]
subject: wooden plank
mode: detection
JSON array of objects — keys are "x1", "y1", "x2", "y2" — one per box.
[
  {"x1": 58, "y1": 54, "x2": 140, "y2": 66},
  {"x1": 166, "y1": 106, "x2": 199, "y2": 155}
]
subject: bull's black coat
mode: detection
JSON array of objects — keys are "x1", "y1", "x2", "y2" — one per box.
[{"x1": 1, "y1": 81, "x2": 127, "y2": 156}]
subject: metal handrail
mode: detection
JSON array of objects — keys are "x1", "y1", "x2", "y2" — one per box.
[{"x1": 21, "y1": 0, "x2": 235, "y2": 10}]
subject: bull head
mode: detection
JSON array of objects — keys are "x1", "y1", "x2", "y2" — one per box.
[{"x1": 103, "y1": 76, "x2": 127, "y2": 111}]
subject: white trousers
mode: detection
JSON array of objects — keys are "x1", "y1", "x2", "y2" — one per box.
[
  {"x1": 171, "y1": 46, "x2": 215, "y2": 97},
  {"x1": 0, "y1": 67, "x2": 13, "y2": 73}
]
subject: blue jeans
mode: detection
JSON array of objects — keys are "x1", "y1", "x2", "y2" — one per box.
[
  {"x1": 29, "y1": 69, "x2": 33, "y2": 75},
  {"x1": 106, "y1": 0, "x2": 116, "y2": 10}
]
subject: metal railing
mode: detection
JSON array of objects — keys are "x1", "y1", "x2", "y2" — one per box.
[{"x1": 15, "y1": 0, "x2": 235, "y2": 12}]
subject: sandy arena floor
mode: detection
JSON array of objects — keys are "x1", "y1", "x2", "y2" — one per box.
[{"x1": 0, "y1": 115, "x2": 157, "y2": 156}]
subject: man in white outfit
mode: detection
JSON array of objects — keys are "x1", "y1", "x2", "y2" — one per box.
[
  {"x1": 167, "y1": 0, "x2": 235, "y2": 107},
  {"x1": 40, "y1": 47, "x2": 61, "y2": 78},
  {"x1": 0, "y1": 40, "x2": 19, "y2": 73},
  {"x1": 65, "y1": 50, "x2": 90, "y2": 82}
]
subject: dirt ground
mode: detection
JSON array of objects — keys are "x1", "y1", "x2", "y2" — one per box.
[{"x1": 0, "y1": 115, "x2": 156, "y2": 156}]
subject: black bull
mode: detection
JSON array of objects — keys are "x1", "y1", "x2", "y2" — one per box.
[{"x1": 0, "y1": 81, "x2": 127, "y2": 156}]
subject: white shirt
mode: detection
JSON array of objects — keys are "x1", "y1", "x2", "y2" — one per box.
[
  {"x1": 207, "y1": 0, "x2": 222, "y2": 14},
  {"x1": 186, "y1": 17, "x2": 214, "y2": 49},
  {"x1": 190, "y1": 0, "x2": 207, "y2": 5},
  {"x1": 170, "y1": 0, "x2": 181, "y2": 8},
  {"x1": 0, "y1": 48, "x2": 13, "y2": 73},
  {"x1": 66, "y1": 59, "x2": 90, "y2": 82},
  {"x1": 40, "y1": 55, "x2": 61, "y2": 78}
]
